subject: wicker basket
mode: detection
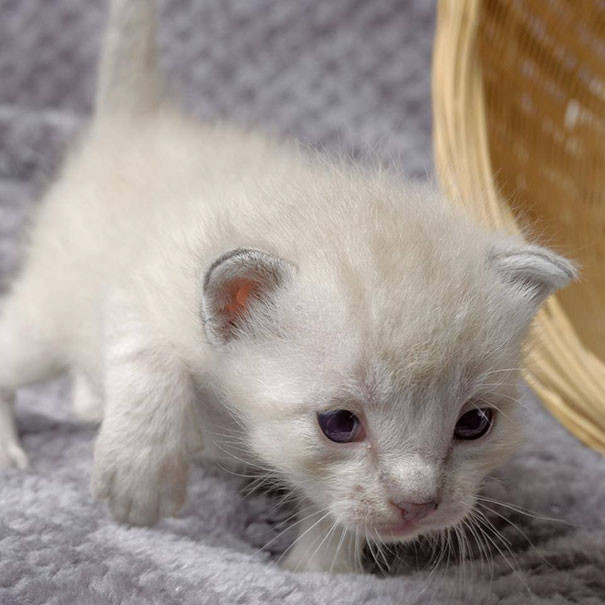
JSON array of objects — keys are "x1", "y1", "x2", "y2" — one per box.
[{"x1": 432, "y1": 0, "x2": 605, "y2": 453}]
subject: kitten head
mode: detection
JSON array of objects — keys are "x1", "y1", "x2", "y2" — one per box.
[{"x1": 200, "y1": 191, "x2": 574, "y2": 543}]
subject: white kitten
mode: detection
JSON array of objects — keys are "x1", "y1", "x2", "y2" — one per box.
[{"x1": 0, "y1": 0, "x2": 574, "y2": 573}]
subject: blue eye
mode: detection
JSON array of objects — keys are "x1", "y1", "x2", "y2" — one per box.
[
  {"x1": 454, "y1": 408, "x2": 494, "y2": 440},
  {"x1": 317, "y1": 410, "x2": 363, "y2": 443}
]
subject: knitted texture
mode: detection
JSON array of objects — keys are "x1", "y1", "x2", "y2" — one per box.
[{"x1": 1, "y1": 1, "x2": 604, "y2": 604}]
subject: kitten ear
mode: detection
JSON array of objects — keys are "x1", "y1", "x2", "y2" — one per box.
[
  {"x1": 490, "y1": 241, "x2": 577, "y2": 305},
  {"x1": 202, "y1": 248, "x2": 296, "y2": 345}
]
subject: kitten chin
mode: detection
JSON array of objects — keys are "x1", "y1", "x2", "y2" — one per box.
[{"x1": 0, "y1": 0, "x2": 575, "y2": 575}]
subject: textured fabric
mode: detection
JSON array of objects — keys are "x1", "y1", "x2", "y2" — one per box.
[{"x1": 0, "y1": 1, "x2": 604, "y2": 604}]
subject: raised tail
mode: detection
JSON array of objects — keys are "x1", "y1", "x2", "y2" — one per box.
[{"x1": 95, "y1": 0, "x2": 161, "y2": 119}]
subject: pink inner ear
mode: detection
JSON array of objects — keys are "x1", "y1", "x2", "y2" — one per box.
[{"x1": 224, "y1": 280, "x2": 255, "y2": 317}]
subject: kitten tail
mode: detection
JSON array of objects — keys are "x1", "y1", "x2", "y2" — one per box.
[{"x1": 95, "y1": 0, "x2": 160, "y2": 119}]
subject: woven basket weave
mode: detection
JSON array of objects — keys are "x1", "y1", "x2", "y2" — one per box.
[{"x1": 432, "y1": 0, "x2": 605, "y2": 453}]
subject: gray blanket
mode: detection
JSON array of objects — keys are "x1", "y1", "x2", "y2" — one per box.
[{"x1": 1, "y1": 1, "x2": 604, "y2": 603}]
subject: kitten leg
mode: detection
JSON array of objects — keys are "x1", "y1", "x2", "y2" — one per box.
[
  {"x1": 72, "y1": 371, "x2": 104, "y2": 422},
  {"x1": 91, "y1": 297, "x2": 201, "y2": 526},
  {"x1": 280, "y1": 509, "x2": 365, "y2": 574},
  {"x1": 0, "y1": 390, "x2": 28, "y2": 469},
  {"x1": 0, "y1": 297, "x2": 64, "y2": 469}
]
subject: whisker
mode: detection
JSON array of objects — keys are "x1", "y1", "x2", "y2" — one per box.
[
  {"x1": 464, "y1": 515, "x2": 495, "y2": 594},
  {"x1": 255, "y1": 506, "x2": 329, "y2": 555},
  {"x1": 477, "y1": 368, "x2": 523, "y2": 379},
  {"x1": 329, "y1": 526, "x2": 348, "y2": 575},
  {"x1": 211, "y1": 440, "x2": 272, "y2": 472},
  {"x1": 275, "y1": 510, "x2": 332, "y2": 567},
  {"x1": 296, "y1": 519, "x2": 339, "y2": 573},
  {"x1": 463, "y1": 516, "x2": 490, "y2": 575},
  {"x1": 416, "y1": 530, "x2": 447, "y2": 599},
  {"x1": 476, "y1": 496, "x2": 574, "y2": 526},
  {"x1": 473, "y1": 509, "x2": 511, "y2": 547},
  {"x1": 470, "y1": 510, "x2": 534, "y2": 599},
  {"x1": 369, "y1": 529, "x2": 389, "y2": 575},
  {"x1": 476, "y1": 502, "x2": 556, "y2": 571},
  {"x1": 247, "y1": 500, "x2": 317, "y2": 541},
  {"x1": 354, "y1": 528, "x2": 362, "y2": 573}
]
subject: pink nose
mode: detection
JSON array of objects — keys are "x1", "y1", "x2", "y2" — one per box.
[{"x1": 393, "y1": 501, "x2": 438, "y2": 522}]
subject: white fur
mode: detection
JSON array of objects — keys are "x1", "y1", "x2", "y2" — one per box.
[{"x1": 0, "y1": 0, "x2": 575, "y2": 573}]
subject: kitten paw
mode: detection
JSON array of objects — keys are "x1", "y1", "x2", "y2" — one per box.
[
  {"x1": 0, "y1": 441, "x2": 29, "y2": 470},
  {"x1": 0, "y1": 394, "x2": 29, "y2": 470},
  {"x1": 91, "y1": 444, "x2": 188, "y2": 526}
]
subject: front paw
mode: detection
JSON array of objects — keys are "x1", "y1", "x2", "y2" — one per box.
[
  {"x1": 91, "y1": 442, "x2": 188, "y2": 526},
  {"x1": 0, "y1": 398, "x2": 29, "y2": 470},
  {"x1": 0, "y1": 440, "x2": 29, "y2": 470}
]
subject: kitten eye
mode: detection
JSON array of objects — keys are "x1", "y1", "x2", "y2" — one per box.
[
  {"x1": 454, "y1": 408, "x2": 494, "y2": 441},
  {"x1": 317, "y1": 410, "x2": 363, "y2": 443}
]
